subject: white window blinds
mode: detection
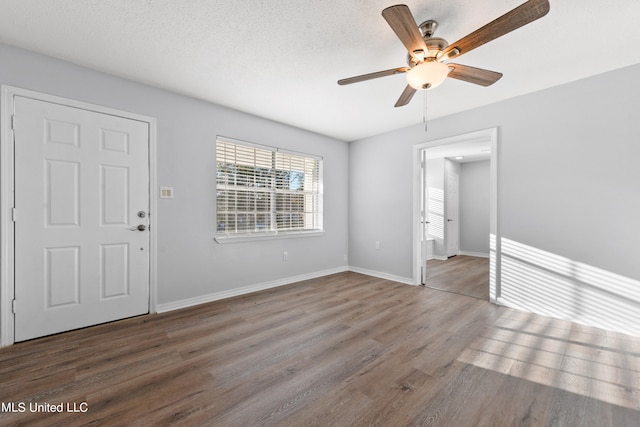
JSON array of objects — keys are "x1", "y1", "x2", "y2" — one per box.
[{"x1": 216, "y1": 137, "x2": 323, "y2": 239}]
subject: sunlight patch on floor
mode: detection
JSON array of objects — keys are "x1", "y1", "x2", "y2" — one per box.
[{"x1": 457, "y1": 311, "x2": 640, "y2": 410}]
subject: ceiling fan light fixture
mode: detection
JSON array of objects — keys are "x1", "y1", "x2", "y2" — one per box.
[{"x1": 406, "y1": 60, "x2": 450, "y2": 90}]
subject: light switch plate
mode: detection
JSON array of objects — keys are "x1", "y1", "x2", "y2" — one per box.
[{"x1": 160, "y1": 187, "x2": 174, "y2": 199}]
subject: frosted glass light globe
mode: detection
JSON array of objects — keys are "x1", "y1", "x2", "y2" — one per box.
[{"x1": 406, "y1": 61, "x2": 450, "y2": 90}]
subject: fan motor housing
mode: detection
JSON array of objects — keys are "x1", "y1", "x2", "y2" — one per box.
[{"x1": 407, "y1": 34, "x2": 449, "y2": 66}]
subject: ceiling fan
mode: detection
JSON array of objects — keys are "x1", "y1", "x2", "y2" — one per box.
[{"x1": 338, "y1": 0, "x2": 550, "y2": 107}]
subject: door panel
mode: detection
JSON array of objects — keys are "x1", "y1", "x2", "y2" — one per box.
[
  {"x1": 101, "y1": 243, "x2": 130, "y2": 298},
  {"x1": 13, "y1": 96, "x2": 150, "y2": 342},
  {"x1": 46, "y1": 246, "x2": 80, "y2": 307},
  {"x1": 101, "y1": 165, "x2": 129, "y2": 225}
]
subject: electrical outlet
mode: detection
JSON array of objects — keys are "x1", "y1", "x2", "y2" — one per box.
[
  {"x1": 283, "y1": 251, "x2": 288, "y2": 261},
  {"x1": 375, "y1": 241, "x2": 381, "y2": 250}
]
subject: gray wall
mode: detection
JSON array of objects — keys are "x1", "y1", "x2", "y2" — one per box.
[
  {"x1": 459, "y1": 160, "x2": 490, "y2": 255},
  {"x1": 0, "y1": 43, "x2": 349, "y2": 306},
  {"x1": 349, "y1": 132, "x2": 413, "y2": 279},
  {"x1": 349, "y1": 64, "x2": 640, "y2": 335}
]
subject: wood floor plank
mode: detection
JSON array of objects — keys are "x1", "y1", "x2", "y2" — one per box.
[
  {"x1": 475, "y1": 373, "x2": 555, "y2": 426},
  {"x1": 348, "y1": 368, "x2": 438, "y2": 426},
  {"x1": 426, "y1": 255, "x2": 490, "y2": 300},
  {"x1": 213, "y1": 337, "x2": 386, "y2": 426},
  {"x1": 1, "y1": 260, "x2": 639, "y2": 426}
]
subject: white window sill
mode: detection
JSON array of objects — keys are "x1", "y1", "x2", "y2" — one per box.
[{"x1": 214, "y1": 230, "x2": 324, "y2": 244}]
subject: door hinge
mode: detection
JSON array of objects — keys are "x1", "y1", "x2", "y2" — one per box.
[
  {"x1": 12, "y1": 207, "x2": 17, "y2": 222},
  {"x1": 12, "y1": 300, "x2": 16, "y2": 314},
  {"x1": 11, "y1": 115, "x2": 16, "y2": 130}
]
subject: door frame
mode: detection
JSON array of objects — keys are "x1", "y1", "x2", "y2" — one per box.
[
  {"x1": 0, "y1": 85, "x2": 158, "y2": 346},
  {"x1": 412, "y1": 127, "x2": 500, "y2": 302}
]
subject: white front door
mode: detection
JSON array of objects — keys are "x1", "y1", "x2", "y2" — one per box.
[{"x1": 13, "y1": 96, "x2": 150, "y2": 342}]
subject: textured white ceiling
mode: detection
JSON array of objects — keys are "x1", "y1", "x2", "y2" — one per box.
[{"x1": 1, "y1": 0, "x2": 639, "y2": 141}]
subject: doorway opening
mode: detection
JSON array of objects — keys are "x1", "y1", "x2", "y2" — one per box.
[{"x1": 412, "y1": 128, "x2": 499, "y2": 301}]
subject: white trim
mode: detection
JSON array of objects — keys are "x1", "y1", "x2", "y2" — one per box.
[
  {"x1": 459, "y1": 251, "x2": 490, "y2": 258},
  {"x1": 156, "y1": 266, "x2": 348, "y2": 313},
  {"x1": 0, "y1": 85, "x2": 158, "y2": 347},
  {"x1": 148, "y1": 118, "x2": 158, "y2": 315},
  {"x1": 347, "y1": 266, "x2": 415, "y2": 286},
  {"x1": 412, "y1": 128, "x2": 499, "y2": 299},
  {"x1": 489, "y1": 130, "x2": 500, "y2": 303},
  {"x1": 215, "y1": 230, "x2": 323, "y2": 244},
  {"x1": 0, "y1": 86, "x2": 16, "y2": 347}
]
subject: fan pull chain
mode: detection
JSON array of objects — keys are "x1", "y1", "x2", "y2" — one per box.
[{"x1": 423, "y1": 88, "x2": 428, "y2": 132}]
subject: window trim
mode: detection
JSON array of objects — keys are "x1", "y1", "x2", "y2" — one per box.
[
  {"x1": 215, "y1": 136, "x2": 323, "y2": 243},
  {"x1": 214, "y1": 229, "x2": 324, "y2": 244}
]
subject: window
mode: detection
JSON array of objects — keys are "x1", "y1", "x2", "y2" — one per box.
[{"x1": 216, "y1": 137, "x2": 323, "y2": 241}]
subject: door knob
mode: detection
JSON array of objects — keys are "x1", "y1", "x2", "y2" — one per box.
[{"x1": 129, "y1": 224, "x2": 147, "y2": 231}]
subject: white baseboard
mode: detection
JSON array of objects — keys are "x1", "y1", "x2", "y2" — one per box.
[
  {"x1": 156, "y1": 266, "x2": 349, "y2": 313},
  {"x1": 458, "y1": 251, "x2": 490, "y2": 258},
  {"x1": 347, "y1": 266, "x2": 415, "y2": 286}
]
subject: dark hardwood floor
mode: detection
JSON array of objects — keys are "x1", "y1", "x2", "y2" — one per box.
[
  {"x1": 426, "y1": 255, "x2": 490, "y2": 300},
  {"x1": 1, "y1": 269, "x2": 639, "y2": 426}
]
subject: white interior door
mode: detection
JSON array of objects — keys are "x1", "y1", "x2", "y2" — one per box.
[
  {"x1": 446, "y1": 171, "x2": 459, "y2": 257},
  {"x1": 13, "y1": 96, "x2": 150, "y2": 342}
]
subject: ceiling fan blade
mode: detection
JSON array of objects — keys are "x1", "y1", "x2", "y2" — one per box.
[
  {"x1": 382, "y1": 5, "x2": 427, "y2": 56},
  {"x1": 447, "y1": 64, "x2": 503, "y2": 86},
  {"x1": 441, "y1": 0, "x2": 550, "y2": 60},
  {"x1": 395, "y1": 85, "x2": 417, "y2": 107},
  {"x1": 338, "y1": 67, "x2": 410, "y2": 86}
]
